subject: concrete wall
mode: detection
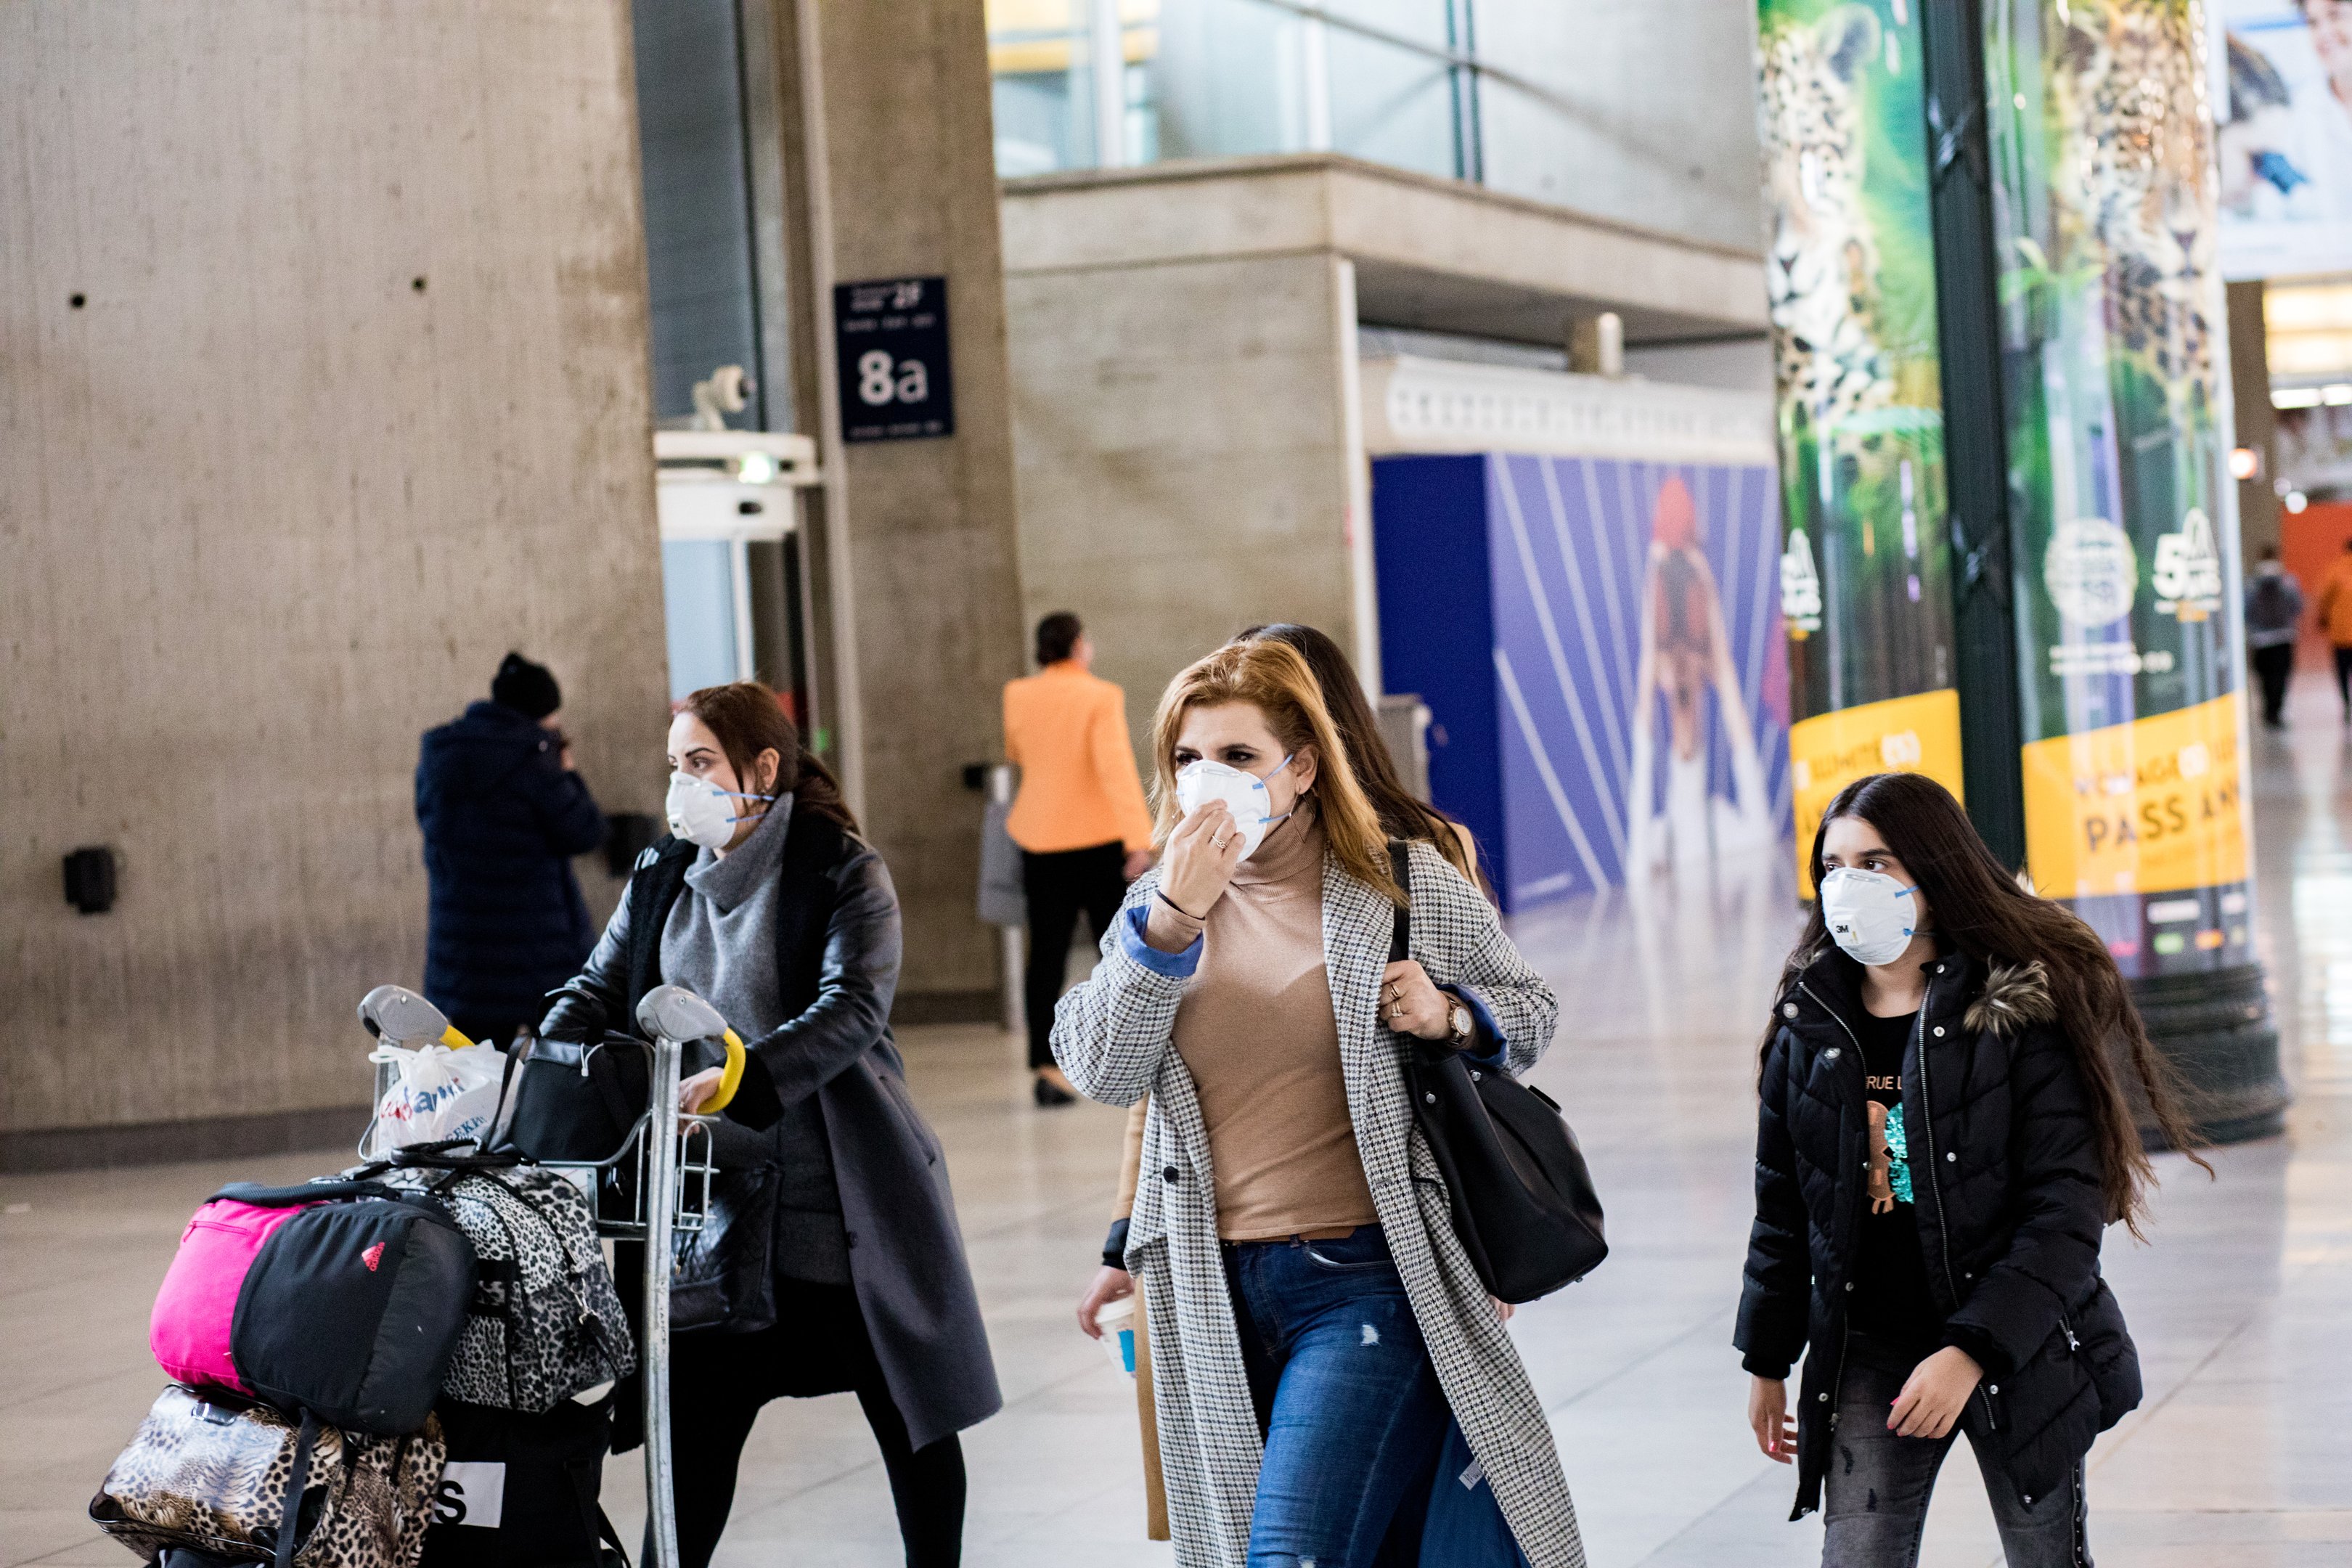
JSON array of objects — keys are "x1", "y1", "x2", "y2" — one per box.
[
  {"x1": 0, "y1": 1, "x2": 669, "y2": 1165},
  {"x1": 776, "y1": 0, "x2": 1030, "y2": 1010},
  {"x1": 1005, "y1": 249, "x2": 1359, "y2": 748}
]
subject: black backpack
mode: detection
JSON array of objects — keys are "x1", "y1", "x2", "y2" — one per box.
[
  {"x1": 211, "y1": 1180, "x2": 478, "y2": 1435},
  {"x1": 2249, "y1": 572, "x2": 2298, "y2": 634},
  {"x1": 422, "y1": 1396, "x2": 628, "y2": 1568},
  {"x1": 1389, "y1": 844, "x2": 1607, "y2": 1302}
]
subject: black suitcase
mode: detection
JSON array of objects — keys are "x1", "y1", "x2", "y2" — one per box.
[{"x1": 422, "y1": 1396, "x2": 627, "y2": 1568}]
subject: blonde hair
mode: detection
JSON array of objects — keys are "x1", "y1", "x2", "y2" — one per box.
[{"x1": 1148, "y1": 640, "x2": 1401, "y2": 903}]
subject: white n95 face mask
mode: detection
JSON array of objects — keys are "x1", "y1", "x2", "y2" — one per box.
[
  {"x1": 665, "y1": 771, "x2": 773, "y2": 850},
  {"x1": 1174, "y1": 755, "x2": 1292, "y2": 860},
  {"x1": 1818, "y1": 867, "x2": 1920, "y2": 965}
]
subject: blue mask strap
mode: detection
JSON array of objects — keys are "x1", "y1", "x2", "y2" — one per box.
[
  {"x1": 1258, "y1": 754, "x2": 1296, "y2": 828},
  {"x1": 711, "y1": 785, "x2": 776, "y2": 825}
]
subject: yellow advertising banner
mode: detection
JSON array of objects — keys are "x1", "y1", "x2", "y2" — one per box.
[
  {"x1": 1787, "y1": 688, "x2": 1965, "y2": 897},
  {"x1": 2020, "y1": 693, "x2": 2248, "y2": 902}
]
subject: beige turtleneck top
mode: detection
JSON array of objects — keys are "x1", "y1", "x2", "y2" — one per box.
[{"x1": 1145, "y1": 802, "x2": 1379, "y2": 1241}]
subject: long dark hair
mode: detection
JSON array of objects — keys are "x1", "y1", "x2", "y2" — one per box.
[
  {"x1": 679, "y1": 681, "x2": 859, "y2": 838},
  {"x1": 1235, "y1": 623, "x2": 1480, "y2": 885},
  {"x1": 1775, "y1": 772, "x2": 2205, "y2": 1238}
]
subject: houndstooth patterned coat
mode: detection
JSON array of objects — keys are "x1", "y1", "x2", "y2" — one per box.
[{"x1": 1053, "y1": 839, "x2": 1585, "y2": 1568}]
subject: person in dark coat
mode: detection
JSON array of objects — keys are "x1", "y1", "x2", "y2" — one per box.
[
  {"x1": 1737, "y1": 772, "x2": 2206, "y2": 1568},
  {"x1": 538, "y1": 680, "x2": 999, "y2": 1568},
  {"x1": 416, "y1": 653, "x2": 606, "y2": 1044}
]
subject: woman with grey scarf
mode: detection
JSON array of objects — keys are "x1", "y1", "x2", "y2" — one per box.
[{"x1": 539, "y1": 682, "x2": 998, "y2": 1568}]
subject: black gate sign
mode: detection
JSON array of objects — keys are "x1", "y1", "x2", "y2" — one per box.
[{"x1": 833, "y1": 277, "x2": 953, "y2": 442}]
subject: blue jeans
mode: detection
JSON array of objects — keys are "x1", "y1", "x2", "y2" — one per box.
[
  {"x1": 1824, "y1": 1336, "x2": 2089, "y2": 1568},
  {"x1": 1222, "y1": 1225, "x2": 1450, "y2": 1568}
]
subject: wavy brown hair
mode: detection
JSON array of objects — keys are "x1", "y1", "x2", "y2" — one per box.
[
  {"x1": 1234, "y1": 623, "x2": 1481, "y2": 886},
  {"x1": 1148, "y1": 640, "x2": 1400, "y2": 903},
  {"x1": 678, "y1": 681, "x2": 859, "y2": 838},
  {"x1": 1769, "y1": 771, "x2": 2206, "y2": 1238}
]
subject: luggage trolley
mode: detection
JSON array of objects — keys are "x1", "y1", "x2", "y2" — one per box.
[{"x1": 357, "y1": 984, "x2": 744, "y2": 1568}]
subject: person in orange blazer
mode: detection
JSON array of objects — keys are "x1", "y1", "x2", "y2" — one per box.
[
  {"x1": 2321, "y1": 538, "x2": 2352, "y2": 722},
  {"x1": 1004, "y1": 612, "x2": 1156, "y2": 1104}
]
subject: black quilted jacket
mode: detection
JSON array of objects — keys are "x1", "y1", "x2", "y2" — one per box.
[{"x1": 1735, "y1": 947, "x2": 2142, "y2": 1519}]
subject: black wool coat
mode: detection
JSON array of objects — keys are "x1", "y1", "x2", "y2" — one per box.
[
  {"x1": 542, "y1": 809, "x2": 1002, "y2": 1452},
  {"x1": 1736, "y1": 947, "x2": 2142, "y2": 1519},
  {"x1": 415, "y1": 701, "x2": 605, "y2": 1029}
]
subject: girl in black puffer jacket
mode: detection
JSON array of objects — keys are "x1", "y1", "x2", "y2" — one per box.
[{"x1": 1736, "y1": 772, "x2": 2206, "y2": 1568}]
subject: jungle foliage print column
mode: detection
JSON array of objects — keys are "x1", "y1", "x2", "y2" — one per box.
[
  {"x1": 1755, "y1": 0, "x2": 1964, "y2": 892},
  {"x1": 1984, "y1": 0, "x2": 2255, "y2": 975}
]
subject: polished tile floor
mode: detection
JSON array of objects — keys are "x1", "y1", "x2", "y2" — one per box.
[{"x1": 7, "y1": 673, "x2": 2349, "y2": 1568}]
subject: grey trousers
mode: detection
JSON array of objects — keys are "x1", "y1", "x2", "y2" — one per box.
[{"x1": 1822, "y1": 1336, "x2": 2088, "y2": 1568}]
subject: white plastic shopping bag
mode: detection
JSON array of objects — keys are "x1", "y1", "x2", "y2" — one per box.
[{"x1": 367, "y1": 1041, "x2": 507, "y2": 1153}]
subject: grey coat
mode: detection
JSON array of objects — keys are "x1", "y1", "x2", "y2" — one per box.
[
  {"x1": 542, "y1": 809, "x2": 1001, "y2": 1450},
  {"x1": 1051, "y1": 840, "x2": 1585, "y2": 1568}
]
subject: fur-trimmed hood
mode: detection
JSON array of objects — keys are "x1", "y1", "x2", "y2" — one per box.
[
  {"x1": 1963, "y1": 959, "x2": 2055, "y2": 1037},
  {"x1": 1779, "y1": 945, "x2": 2056, "y2": 1040}
]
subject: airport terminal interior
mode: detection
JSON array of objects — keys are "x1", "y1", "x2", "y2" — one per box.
[{"x1": 9, "y1": 2, "x2": 2352, "y2": 1567}]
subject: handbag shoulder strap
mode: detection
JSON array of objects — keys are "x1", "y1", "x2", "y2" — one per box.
[
  {"x1": 271, "y1": 1411, "x2": 319, "y2": 1568},
  {"x1": 1387, "y1": 841, "x2": 1411, "y2": 963}
]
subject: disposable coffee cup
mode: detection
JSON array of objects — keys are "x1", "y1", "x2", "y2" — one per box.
[{"x1": 1095, "y1": 1294, "x2": 1137, "y2": 1378}]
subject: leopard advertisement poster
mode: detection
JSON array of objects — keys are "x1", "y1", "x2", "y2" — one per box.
[
  {"x1": 1753, "y1": 0, "x2": 1963, "y2": 894},
  {"x1": 1984, "y1": 0, "x2": 2258, "y2": 979}
]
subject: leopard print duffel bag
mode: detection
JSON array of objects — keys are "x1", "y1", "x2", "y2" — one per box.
[
  {"x1": 90, "y1": 1384, "x2": 444, "y2": 1568},
  {"x1": 376, "y1": 1160, "x2": 634, "y2": 1413}
]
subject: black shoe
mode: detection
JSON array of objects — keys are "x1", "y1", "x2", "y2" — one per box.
[{"x1": 1033, "y1": 1075, "x2": 1076, "y2": 1107}]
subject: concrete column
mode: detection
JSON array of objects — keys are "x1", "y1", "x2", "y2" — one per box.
[
  {"x1": 1004, "y1": 248, "x2": 1359, "y2": 761},
  {"x1": 0, "y1": 1, "x2": 668, "y2": 1167},
  {"x1": 771, "y1": 0, "x2": 1029, "y2": 1015}
]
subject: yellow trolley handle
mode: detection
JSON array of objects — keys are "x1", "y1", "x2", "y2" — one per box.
[
  {"x1": 702, "y1": 1028, "x2": 747, "y2": 1114},
  {"x1": 439, "y1": 1023, "x2": 476, "y2": 1050}
]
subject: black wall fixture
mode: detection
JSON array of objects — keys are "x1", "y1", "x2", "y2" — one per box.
[{"x1": 63, "y1": 846, "x2": 117, "y2": 914}]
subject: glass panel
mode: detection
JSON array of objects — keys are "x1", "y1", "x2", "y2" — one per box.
[
  {"x1": 987, "y1": 0, "x2": 1674, "y2": 206},
  {"x1": 989, "y1": 0, "x2": 1094, "y2": 175},
  {"x1": 1324, "y1": 1, "x2": 1461, "y2": 180},
  {"x1": 661, "y1": 540, "x2": 740, "y2": 701}
]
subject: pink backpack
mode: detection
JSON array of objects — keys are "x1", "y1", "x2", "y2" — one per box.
[
  {"x1": 150, "y1": 1196, "x2": 317, "y2": 1394},
  {"x1": 148, "y1": 1175, "x2": 475, "y2": 1437}
]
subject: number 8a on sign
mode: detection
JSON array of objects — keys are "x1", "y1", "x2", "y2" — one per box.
[{"x1": 857, "y1": 349, "x2": 928, "y2": 408}]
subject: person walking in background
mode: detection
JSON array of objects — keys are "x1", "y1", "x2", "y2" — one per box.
[
  {"x1": 2247, "y1": 546, "x2": 2305, "y2": 729},
  {"x1": 1004, "y1": 611, "x2": 1156, "y2": 1106},
  {"x1": 416, "y1": 652, "x2": 605, "y2": 1045},
  {"x1": 2320, "y1": 536, "x2": 2352, "y2": 720}
]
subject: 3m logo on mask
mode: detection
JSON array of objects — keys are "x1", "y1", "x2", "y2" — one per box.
[{"x1": 1818, "y1": 867, "x2": 1917, "y2": 965}]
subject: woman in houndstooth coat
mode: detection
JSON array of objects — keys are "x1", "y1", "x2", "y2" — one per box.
[{"x1": 1053, "y1": 640, "x2": 1585, "y2": 1568}]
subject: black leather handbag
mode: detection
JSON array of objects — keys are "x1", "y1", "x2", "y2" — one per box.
[
  {"x1": 1390, "y1": 844, "x2": 1607, "y2": 1303},
  {"x1": 489, "y1": 1033, "x2": 650, "y2": 1164},
  {"x1": 669, "y1": 1164, "x2": 780, "y2": 1335}
]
